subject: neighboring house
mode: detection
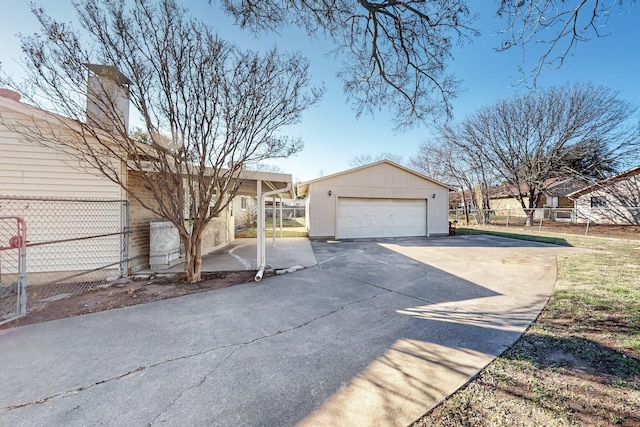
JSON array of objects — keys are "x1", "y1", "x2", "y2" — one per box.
[
  {"x1": 232, "y1": 195, "x2": 257, "y2": 228},
  {"x1": 568, "y1": 165, "x2": 640, "y2": 225},
  {"x1": 297, "y1": 160, "x2": 453, "y2": 239},
  {"x1": 542, "y1": 177, "x2": 588, "y2": 208},
  {"x1": 487, "y1": 177, "x2": 587, "y2": 219},
  {"x1": 449, "y1": 190, "x2": 475, "y2": 211}
]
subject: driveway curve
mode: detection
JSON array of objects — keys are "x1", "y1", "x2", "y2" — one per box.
[{"x1": 0, "y1": 235, "x2": 579, "y2": 426}]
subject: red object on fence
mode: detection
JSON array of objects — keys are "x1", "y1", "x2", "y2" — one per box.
[{"x1": 9, "y1": 235, "x2": 23, "y2": 248}]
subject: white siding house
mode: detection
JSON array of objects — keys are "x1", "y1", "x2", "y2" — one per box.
[
  {"x1": 0, "y1": 90, "x2": 127, "y2": 278},
  {"x1": 0, "y1": 93, "x2": 125, "y2": 200},
  {"x1": 298, "y1": 160, "x2": 453, "y2": 239},
  {"x1": 568, "y1": 165, "x2": 640, "y2": 225}
]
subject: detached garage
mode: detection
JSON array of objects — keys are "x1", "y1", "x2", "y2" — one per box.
[{"x1": 298, "y1": 160, "x2": 453, "y2": 239}]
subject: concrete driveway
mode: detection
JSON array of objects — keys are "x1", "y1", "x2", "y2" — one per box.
[{"x1": 0, "y1": 235, "x2": 578, "y2": 426}]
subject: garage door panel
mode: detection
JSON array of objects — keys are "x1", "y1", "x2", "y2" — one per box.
[{"x1": 336, "y1": 198, "x2": 426, "y2": 239}]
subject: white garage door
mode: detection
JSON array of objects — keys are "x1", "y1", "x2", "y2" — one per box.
[{"x1": 336, "y1": 198, "x2": 427, "y2": 239}]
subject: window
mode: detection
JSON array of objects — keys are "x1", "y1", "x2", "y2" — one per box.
[
  {"x1": 240, "y1": 196, "x2": 247, "y2": 210},
  {"x1": 590, "y1": 196, "x2": 607, "y2": 208}
]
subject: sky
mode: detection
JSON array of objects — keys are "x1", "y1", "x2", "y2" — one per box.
[{"x1": 1, "y1": 2, "x2": 639, "y2": 183}]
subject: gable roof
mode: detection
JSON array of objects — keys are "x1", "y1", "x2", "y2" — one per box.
[
  {"x1": 297, "y1": 160, "x2": 455, "y2": 196},
  {"x1": 487, "y1": 177, "x2": 588, "y2": 199},
  {"x1": 568, "y1": 165, "x2": 640, "y2": 198},
  {"x1": 0, "y1": 91, "x2": 76, "y2": 127}
]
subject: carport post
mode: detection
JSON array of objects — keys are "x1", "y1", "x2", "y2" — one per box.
[
  {"x1": 256, "y1": 182, "x2": 291, "y2": 281},
  {"x1": 256, "y1": 180, "x2": 263, "y2": 271},
  {"x1": 272, "y1": 196, "x2": 276, "y2": 247},
  {"x1": 279, "y1": 195, "x2": 283, "y2": 239}
]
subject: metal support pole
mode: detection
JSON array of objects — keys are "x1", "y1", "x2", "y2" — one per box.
[
  {"x1": 271, "y1": 196, "x2": 276, "y2": 248},
  {"x1": 17, "y1": 216, "x2": 27, "y2": 318},
  {"x1": 256, "y1": 180, "x2": 262, "y2": 270},
  {"x1": 585, "y1": 205, "x2": 592, "y2": 236},
  {"x1": 121, "y1": 200, "x2": 129, "y2": 277},
  {"x1": 279, "y1": 195, "x2": 283, "y2": 239},
  {"x1": 538, "y1": 208, "x2": 544, "y2": 232}
]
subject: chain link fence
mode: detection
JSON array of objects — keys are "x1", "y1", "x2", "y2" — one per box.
[
  {"x1": 0, "y1": 196, "x2": 129, "y2": 314},
  {"x1": 449, "y1": 207, "x2": 640, "y2": 238},
  {"x1": 264, "y1": 205, "x2": 306, "y2": 228},
  {"x1": 0, "y1": 216, "x2": 27, "y2": 325}
]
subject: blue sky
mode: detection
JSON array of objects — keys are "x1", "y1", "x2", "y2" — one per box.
[{"x1": 1, "y1": 2, "x2": 639, "y2": 182}]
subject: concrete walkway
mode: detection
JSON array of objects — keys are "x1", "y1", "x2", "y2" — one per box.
[
  {"x1": 0, "y1": 235, "x2": 579, "y2": 426},
  {"x1": 152, "y1": 237, "x2": 318, "y2": 274}
]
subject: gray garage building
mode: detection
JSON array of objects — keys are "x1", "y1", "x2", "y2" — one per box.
[{"x1": 297, "y1": 160, "x2": 453, "y2": 239}]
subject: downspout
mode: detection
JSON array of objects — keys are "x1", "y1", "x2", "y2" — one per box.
[
  {"x1": 255, "y1": 182, "x2": 291, "y2": 281},
  {"x1": 278, "y1": 194, "x2": 284, "y2": 239}
]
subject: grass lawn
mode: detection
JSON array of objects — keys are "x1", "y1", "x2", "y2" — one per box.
[
  {"x1": 235, "y1": 217, "x2": 308, "y2": 238},
  {"x1": 235, "y1": 227, "x2": 308, "y2": 238},
  {"x1": 413, "y1": 226, "x2": 640, "y2": 426}
]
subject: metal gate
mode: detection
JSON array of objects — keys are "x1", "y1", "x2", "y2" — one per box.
[{"x1": 0, "y1": 216, "x2": 27, "y2": 325}]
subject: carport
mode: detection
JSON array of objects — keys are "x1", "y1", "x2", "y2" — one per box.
[
  {"x1": 298, "y1": 160, "x2": 453, "y2": 239},
  {"x1": 225, "y1": 169, "x2": 296, "y2": 279}
]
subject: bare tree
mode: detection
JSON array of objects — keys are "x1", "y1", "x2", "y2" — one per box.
[
  {"x1": 411, "y1": 139, "x2": 494, "y2": 225},
  {"x1": 221, "y1": 0, "x2": 479, "y2": 128},
  {"x1": 497, "y1": 0, "x2": 635, "y2": 85},
  {"x1": 439, "y1": 83, "x2": 640, "y2": 225},
  {"x1": 349, "y1": 152, "x2": 405, "y2": 167},
  {"x1": 245, "y1": 163, "x2": 285, "y2": 173},
  {"x1": 2, "y1": 0, "x2": 322, "y2": 283},
  {"x1": 219, "y1": 1, "x2": 633, "y2": 126}
]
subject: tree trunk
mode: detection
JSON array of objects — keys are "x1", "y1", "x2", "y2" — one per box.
[
  {"x1": 461, "y1": 189, "x2": 470, "y2": 226},
  {"x1": 525, "y1": 209, "x2": 535, "y2": 226},
  {"x1": 182, "y1": 234, "x2": 203, "y2": 284}
]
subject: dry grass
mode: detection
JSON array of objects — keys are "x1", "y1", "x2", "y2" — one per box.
[
  {"x1": 234, "y1": 217, "x2": 308, "y2": 238},
  {"x1": 412, "y1": 226, "x2": 640, "y2": 427},
  {"x1": 234, "y1": 226, "x2": 308, "y2": 238}
]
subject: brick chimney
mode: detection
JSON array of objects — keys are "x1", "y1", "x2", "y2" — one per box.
[{"x1": 85, "y1": 64, "x2": 131, "y2": 133}]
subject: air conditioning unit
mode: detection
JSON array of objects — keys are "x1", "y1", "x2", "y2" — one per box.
[{"x1": 149, "y1": 221, "x2": 181, "y2": 269}]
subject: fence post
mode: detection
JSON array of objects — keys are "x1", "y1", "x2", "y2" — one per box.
[
  {"x1": 121, "y1": 200, "x2": 129, "y2": 277},
  {"x1": 585, "y1": 205, "x2": 592, "y2": 236},
  {"x1": 16, "y1": 217, "x2": 27, "y2": 318},
  {"x1": 538, "y1": 208, "x2": 544, "y2": 232},
  {"x1": 506, "y1": 209, "x2": 510, "y2": 228}
]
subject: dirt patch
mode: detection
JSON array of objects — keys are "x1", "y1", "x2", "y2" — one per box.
[
  {"x1": 1, "y1": 271, "x2": 259, "y2": 329},
  {"x1": 483, "y1": 221, "x2": 640, "y2": 240}
]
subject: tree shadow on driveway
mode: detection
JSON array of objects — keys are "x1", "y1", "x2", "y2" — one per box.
[{"x1": 296, "y1": 235, "x2": 578, "y2": 426}]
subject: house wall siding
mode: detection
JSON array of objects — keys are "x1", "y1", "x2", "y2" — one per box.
[
  {"x1": 574, "y1": 174, "x2": 640, "y2": 225},
  {"x1": 127, "y1": 172, "x2": 166, "y2": 272},
  {"x1": 489, "y1": 197, "x2": 529, "y2": 215},
  {"x1": 0, "y1": 108, "x2": 123, "y2": 200},
  {"x1": 127, "y1": 172, "x2": 232, "y2": 272},
  {"x1": 232, "y1": 196, "x2": 256, "y2": 228},
  {"x1": 0, "y1": 101, "x2": 128, "y2": 278}
]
